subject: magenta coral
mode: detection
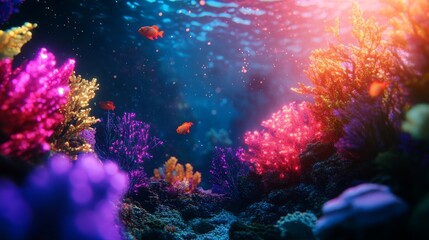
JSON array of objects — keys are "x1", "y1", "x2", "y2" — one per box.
[
  {"x1": 0, "y1": 48, "x2": 75, "y2": 161},
  {"x1": 241, "y1": 102, "x2": 322, "y2": 180}
]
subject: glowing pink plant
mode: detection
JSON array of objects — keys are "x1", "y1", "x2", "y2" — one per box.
[
  {"x1": 241, "y1": 101, "x2": 322, "y2": 179},
  {"x1": 0, "y1": 48, "x2": 75, "y2": 161}
]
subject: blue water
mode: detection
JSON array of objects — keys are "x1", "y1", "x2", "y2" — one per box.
[{"x1": 4, "y1": 0, "x2": 380, "y2": 179}]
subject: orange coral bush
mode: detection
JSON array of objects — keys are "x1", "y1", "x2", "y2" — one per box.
[
  {"x1": 292, "y1": 3, "x2": 403, "y2": 141},
  {"x1": 153, "y1": 156, "x2": 201, "y2": 192},
  {"x1": 382, "y1": 0, "x2": 429, "y2": 103}
]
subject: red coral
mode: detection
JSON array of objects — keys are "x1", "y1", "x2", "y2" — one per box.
[
  {"x1": 0, "y1": 48, "x2": 75, "y2": 162},
  {"x1": 241, "y1": 102, "x2": 322, "y2": 180}
]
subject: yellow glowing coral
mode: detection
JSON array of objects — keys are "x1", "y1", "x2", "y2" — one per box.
[
  {"x1": 292, "y1": 3, "x2": 401, "y2": 141},
  {"x1": 383, "y1": 0, "x2": 429, "y2": 103},
  {"x1": 50, "y1": 74, "x2": 100, "y2": 159},
  {"x1": 0, "y1": 22, "x2": 37, "y2": 59},
  {"x1": 154, "y1": 156, "x2": 202, "y2": 193}
]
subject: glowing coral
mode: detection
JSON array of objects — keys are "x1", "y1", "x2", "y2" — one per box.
[
  {"x1": 0, "y1": 22, "x2": 37, "y2": 59},
  {"x1": 154, "y1": 156, "x2": 202, "y2": 193},
  {"x1": 50, "y1": 74, "x2": 100, "y2": 158},
  {"x1": 241, "y1": 102, "x2": 322, "y2": 180},
  {"x1": 292, "y1": 4, "x2": 402, "y2": 141},
  {"x1": 0, "y1": 48, "x2": 74, "y2": 161}
]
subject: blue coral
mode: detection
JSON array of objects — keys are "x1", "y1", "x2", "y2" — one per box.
[{"x1": 0, "y1": 0, "x2": 24, "y2": 24}]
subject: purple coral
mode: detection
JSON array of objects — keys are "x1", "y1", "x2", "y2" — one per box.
[
  {"x1": 96, "y1": 112, "x2": 163, "y2": 193},
  {"x1": 0, "y1": 0, "x2": 24, "y2": 24},
  {"x1": 334, "y1": 97, "x2": 401, "y2": 161},
  {"x1": 0, "y1": 48, "x2": 74, "y2": 161},
  {"x1": 315, "y1": 183, "x2": 408, "y2": 239},
  {"x1": 210, "y1": 147, "x2": 248, "y2": 198},
  {"x1": 0, "y1": 153, "x2": 128, "y2": 240}
]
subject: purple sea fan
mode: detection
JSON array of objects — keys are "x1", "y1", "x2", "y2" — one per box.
[
  {"x1": 0, "y1": 48, "x2": 74, "y2": 162},
  {"x1": 334, "y1": 96, "x2": 401, "y2": 161},
  {"x1": 210, "y1": 146, "x2": 248, "y2": 199},
  {"x1": 96, "y1": 112, "x2": 163, "y2": 193},
  {"x1": 0, "y1": 153, "x2": 128, "y2": 240}
]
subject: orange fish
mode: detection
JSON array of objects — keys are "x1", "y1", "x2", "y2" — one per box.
[
  {"x1": 138, "y1": 25, "x2": 164, "y2": 40},
  {"x1": 369, "y1": 81, "x2": 389, "y2": 98},
  {"x1": 98, "y1": 101, "x2": 115, "y2": 111},
  {"x1": 176, "y1": 122, "x2": 193, "y2": 135}
]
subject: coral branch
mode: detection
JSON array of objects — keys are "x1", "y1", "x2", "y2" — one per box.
[
  {"x1": 50, "y1": 74, "x2": 100, "y2": 158},
  {"x1": 0, "y1": 48, "x2": 75, "y2": 162},
  {"x1": 0, "y1": 22, "x2": 37, "y2": 59}
]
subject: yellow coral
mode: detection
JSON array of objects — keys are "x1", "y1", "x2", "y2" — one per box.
[
  {"x1": 155, "y1": 156, "x2": 202, "y2": 192},
  {"x1": 0, "y1": 22, "x2": 37, "y2": 59},
  {"x1": 50, "y1": 74, "x2": 99, "y2": 159},
  {"x1": 292, "y1": 3, "x2": 401, "y2": 141}
]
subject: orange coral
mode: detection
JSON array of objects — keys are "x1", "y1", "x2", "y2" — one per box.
[
  {"x1": 154, "y1": 156, "x2": 202, "y2": 193},
  {"x1": 292, "y1": 3, "x2": 403, "y2": 141}
]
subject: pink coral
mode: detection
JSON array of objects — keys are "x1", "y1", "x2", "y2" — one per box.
[
  {"x1": 0, "y1": 48, "x2": 75, "y2": 161},
  {"x1": 241, "y1": 102, "x2": 322, "y2": 179}
]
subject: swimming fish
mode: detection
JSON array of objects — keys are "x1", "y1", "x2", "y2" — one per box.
[
  {"x1": 176, "y1": 122, "x2": 193, "y2": 135},
  {"x1": 369, "y1": 81, "x2": 389, "y2": 98},
  {"x1": 138, "y1": 25, "x2": 164, "y2": 40},
  {"x1": 98, "y1": 101, "x2": 115, "y2": 111}
]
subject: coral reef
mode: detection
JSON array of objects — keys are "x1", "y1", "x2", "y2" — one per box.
[
  {"x1": 241, "y1": 101, "x2": 322, "y2": 183},
  {"x1": 0, "y1": 22, "x2": 37, "y2": 59},
  {"x1": 0, "y1": 48, "x2": 74, "y2": 162},
  {"x1": 50, "y1": 74, "x2": 99, "y2": 159},
  {"x1": 153, "y1": 156, "x2": 202, "y2": 193},
  {"x1": 0, "y1": 153, "x2": 128, "y2": 240}
]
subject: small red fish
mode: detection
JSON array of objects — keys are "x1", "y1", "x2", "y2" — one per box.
[
  {"x1": 98, "y1": 101, "x2": 115, "y2": 111},
  {"x1": 176, "y1": 122, "x2": 193, "y2": 135},
  {"x1": 369, "y1": 81, "x2": 389, "y2": 98},
  {"x1": 138, "y1": 25, "x2": 164, "y2": 40}
]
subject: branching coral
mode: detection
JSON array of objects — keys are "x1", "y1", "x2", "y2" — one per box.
[
  {"x1": 50, "y1": 74, "x2": 99, "y2": 159},
  {"x1": 153, "y1": 156, "x2": 202, "y2": 193},
  {"x1": 210, "y1": 147, "x2": 248, "y2": 198},
  {"x1": 0, "y1": 22, "x2": 37, "y2": 59},
  {"x1": 240, "y1": 101, "x2": 322, "y2": 181},
  {"x1": 0, "y1": 48, "x2": 74, "y2": 162},
  {"x1": 383, "y1": 0, "x2": 429, "y2": 103},
  {"x1": 95, "y1": 112, "x2": 163, "y2": 193},
  {"x1": 335, "y1": 96, "x2": 401, "y2": 161},
  {"x1": 292, "y1": 4, "x2": 403, "y2": 142}
]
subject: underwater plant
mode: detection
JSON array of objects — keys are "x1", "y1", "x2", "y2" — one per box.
[
  {"x1": 383, "y1": 0, "x2": 429, "y2": 103},
  {"x1": 292, "y1": 3, "x2": 403, "y2": 142},
  {"x1": 241, "y1": 101, "x2": 322, "y2": 182},
  {"x1": 50, "y1": 74, "x2": 100, "y2": 159},
  {"x1": 0, "y1": 48, "x2": 74, "y2": 162},
  {"x1": 153, "y1": 156, "x2": 202, "y2": 193},
  {"x1": 335, "y1": 95, "x2": 401, "y2": 161},
  {"x1": 0, "y1": 22, "x2": 37, "y2": 59},
  {"x1": 209, "y1": 146, "x2": 248, "y2": 198},
  {"x1": 0, "y1": 153, "x2": 128, "y2": 240},
  {"x1": 96, "y1": 112, "x2": 162, "y2": 193}
]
